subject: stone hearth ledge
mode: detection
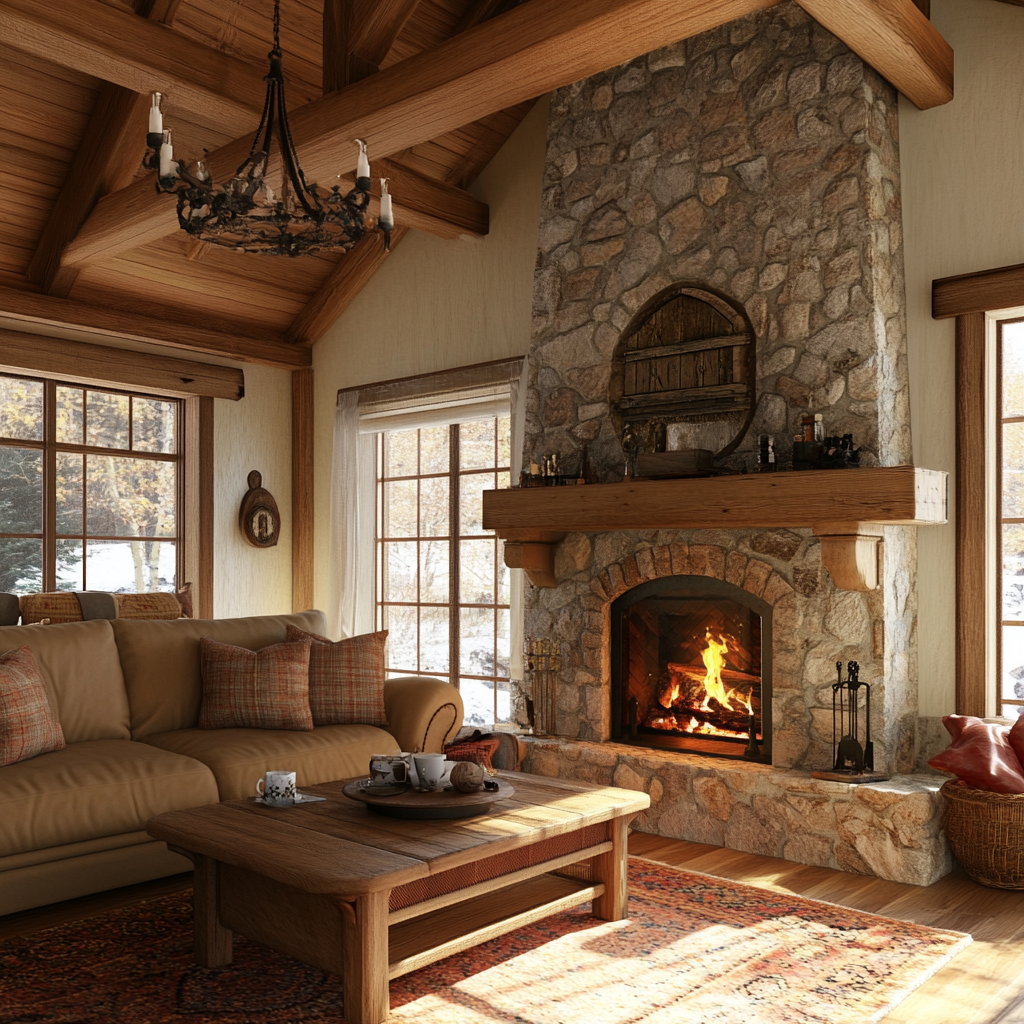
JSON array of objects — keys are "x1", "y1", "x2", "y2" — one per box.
[{"x1": 522, "y1": 737, "x2": 951, "y2": 886}]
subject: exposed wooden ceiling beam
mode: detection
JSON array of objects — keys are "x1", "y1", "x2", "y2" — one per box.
[
  {"x1": 4, "y1": 0, "x2": 483, "y2": 260},
  {"x1": 0, "y1": 327, "x2": 245, "y2": 400},
  {"x1": 64, "y1": 0, "x2": 791, "y2": 270},
  {"x1": 794, "y1": 0, "x2": 952, "y2": 109},
  {"x1": 0, "y1": 0, "x2": 316, "y2": 123},
  {"x1": 0, "y1": 287, "x2": 310, "y2": 368},
  {"x1": 324, "y1": 0, "x2": 423, "y2": 88},
  {"x1": 932, "y1": 263, "x2": 1024, "y2": 319},
  {"x1": 26, "y1": 0, "x2": 183, "y2": 298},
  {"x1": 286, "y1": 228, "x2": 409, "y2": 345}
]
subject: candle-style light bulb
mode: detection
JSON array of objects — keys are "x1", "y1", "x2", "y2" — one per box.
[
  {"x1": 379, "y1": 178, "x2": 393, "y2": 228},
  {"x1": 356, "y1": 138, "x2": 370, "y2": 180},
  {"x1": 159, "y1": 129, "x2": 174, "y2": 178},
  {"x1": 149, "y1": 93, "x2": 163, "y2": 135}
]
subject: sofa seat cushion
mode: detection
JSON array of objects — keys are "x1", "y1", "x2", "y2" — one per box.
[
  {"x1": 143, "y1": 724, "x2": 399, "y2": 800},
  {"x1": 0, "y1": 739, "x2": 219, "y2": 858}
]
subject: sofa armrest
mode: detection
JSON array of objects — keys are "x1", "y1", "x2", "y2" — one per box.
[{"x1": 383, "y1": 677, "x2": 464, "y2": 753}]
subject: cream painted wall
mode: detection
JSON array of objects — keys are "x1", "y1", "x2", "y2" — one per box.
[
  {"x1": 901, "y1": 0, "x2": 1024, "y2": 714},
  {"x1": 213, "y1": 362, "x2": 294, "y2": 618},
  {"x1": 311, "y1": 97, "x2": 549, "y2": 614}
]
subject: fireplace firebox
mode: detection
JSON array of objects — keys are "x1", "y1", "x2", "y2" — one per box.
[{"x1": 610, "y1": 577, "x2": 772, "y2": 762}]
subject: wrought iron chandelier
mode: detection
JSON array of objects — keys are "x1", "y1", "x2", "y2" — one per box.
[{"x1": 144, "y1": 0, "x2": 393, "y2": 257}]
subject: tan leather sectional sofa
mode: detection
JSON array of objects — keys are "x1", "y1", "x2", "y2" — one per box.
[{"x1": 0, "y1": 610, "x2": 464, "y2": 916}]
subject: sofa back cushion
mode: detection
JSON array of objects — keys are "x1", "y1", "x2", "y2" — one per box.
[
  {"x1": 112, "y1": 610, "x2": 327, "y2": 739},
  {"x1": 0, "y1": 620, "x2": 131, "y2": 743}
]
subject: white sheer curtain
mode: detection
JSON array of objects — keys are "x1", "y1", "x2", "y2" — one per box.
[{"x1": 328, "y1": 392, "x2": 377, "y2": 639}]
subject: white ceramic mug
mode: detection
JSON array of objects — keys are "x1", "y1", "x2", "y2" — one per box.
[
  {"x1": 256, "y1": 770, "x2": 297, "y2": 805},
  {"x1": 369, "y1": 754, "x2": 409, "y2": 786},
  {"x1": 413, "y1": 753, "x2": 446, "y2": 791}
]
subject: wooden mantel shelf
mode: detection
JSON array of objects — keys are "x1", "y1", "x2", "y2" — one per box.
[{"x1": 482, "y1": 466, "x2": 947, "y2": 592}]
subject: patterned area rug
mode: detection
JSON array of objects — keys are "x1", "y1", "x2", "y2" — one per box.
[{"x1": 0, "y1": 859, "x2": 970, "y2": 1024}]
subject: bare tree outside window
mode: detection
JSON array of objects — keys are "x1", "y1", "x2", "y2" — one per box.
[
  {"x1": 375, "y1": 416, "x2": 511, "y2": 726},
  {"x1": 0, "y1": 374, "x2": 180, "y2": 595},
  {"x1": 998, "y1": 317, "x2": 1024, "y2": 720}
]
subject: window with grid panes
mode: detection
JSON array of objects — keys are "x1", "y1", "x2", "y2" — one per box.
[
  {"x1": 0, "y1": 374, "x2": 181, "y2": 595},
  {"x1": 375, "y1": 415, "x2": 511, "y2": 726},
  {"x1": 997, "y1": 317, "x2": 1024, "y2": 720}
]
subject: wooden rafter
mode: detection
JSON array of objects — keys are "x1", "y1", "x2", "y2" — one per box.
[
  {"x1": 57, "y1": 0, "x2": 955, "y2": 274},
  {"x1": 0, "y1": 287, "x2": 309, "y2": 368},
  {"x1": 2, "y1": 0, "x2": 485, "y2": 270},
  {"x1": 286, "y1": 227, "x2": 409, "y2": 345},
  {"x1": 324, "y1": 0, "x2": 423, "y2": 88},
  {"x1": 793, "y1": 0, "x2": 953, "y2": 109},
  {"x1": 26, "y1": 0, "x2": 183, "y2": 297}
]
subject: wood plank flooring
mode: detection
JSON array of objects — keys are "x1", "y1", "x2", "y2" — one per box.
[
  {"x1": 629, "y1": 833, "x2": 1024, "y2": 1024},
  {"x1": 3, "y1": 837, "x2": 1023, "y2": 1023}
]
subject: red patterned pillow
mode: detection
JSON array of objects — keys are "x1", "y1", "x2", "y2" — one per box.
[
  {"x1": 199, "y1": 638, "x2": 313, "y2": 731},
  {"x1": 285, "y1": 626, "x2": 388, "y2": 727},
  {"x1": 445, "y1": 738, "x2": 501, "y2": 769},
  {"x1": 0, "y1": 646, "x2": 66, "y2": 765},
  {"x1": 928, "y1": 715, "x2": 1024, "y2": 794}
]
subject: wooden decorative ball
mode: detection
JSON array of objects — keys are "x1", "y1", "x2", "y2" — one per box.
[{"x1": 449, "y1": 761, "x2": 485, "y2": 793}]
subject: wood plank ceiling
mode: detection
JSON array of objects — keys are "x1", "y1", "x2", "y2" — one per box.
[{"x1": 0, "y1": 0, "x2": 955, "y2": 369}]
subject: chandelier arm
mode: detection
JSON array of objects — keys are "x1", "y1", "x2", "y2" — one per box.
[
  {"x1": 275, "y1": 78, "x2": 321, "y2": 219},
  {"x1": 246, "y1": 73, "x2": 274, "y2": 166}
]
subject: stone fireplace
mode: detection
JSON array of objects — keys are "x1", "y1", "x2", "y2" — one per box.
[{"x1": 503, "y1": 2, "x2": 952, "y2": 886}]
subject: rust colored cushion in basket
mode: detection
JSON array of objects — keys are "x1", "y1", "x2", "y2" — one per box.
[
  {"x1": 928, "y1": 715, "x2": 1024, "y2": 794},
  {"x1": 0, "y1": 646, "x2": 66, "y2": 765},
  {"x1": 445, "y1": 738, "x2": 501, "y2": 769},
  {"x1": 285, "y1": 626, "x2": 388, "y2": 727},
  {"x1": 198, "y1": 637, "x2": 313, "y2": 731}
]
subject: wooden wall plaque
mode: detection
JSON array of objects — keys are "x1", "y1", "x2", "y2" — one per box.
[{"x1": 610, "y1": 284, "x2": 757, "y2": 460}]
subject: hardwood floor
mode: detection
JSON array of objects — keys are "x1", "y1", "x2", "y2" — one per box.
[
  {"x1": 3, "y1": 842, "x2": 1023, "y2": 1023},
  {"x1": 629, "y1": 833, "x2": 1024, "y2": 1024}
]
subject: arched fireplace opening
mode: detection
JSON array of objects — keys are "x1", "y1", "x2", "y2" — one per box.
[{"x1": 610, "y1": 576, "x2": 772, "y2": 763}]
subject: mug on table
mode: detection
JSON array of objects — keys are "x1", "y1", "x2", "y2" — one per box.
[{"x1": 256, "y1": 770, "x2": 297, "y2": 805}]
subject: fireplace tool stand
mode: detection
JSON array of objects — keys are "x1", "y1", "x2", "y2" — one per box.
[{"x1": 811, "y1": 660, "x2": 890, "y2": 784}]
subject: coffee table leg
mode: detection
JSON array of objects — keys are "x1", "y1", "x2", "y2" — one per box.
[
  {"x1": 592, "y1": 816, "x2": 630, "y2": 921},
  {"x1": 193, "y1": 854, "x2": 232, "y2": 966},
  {"x1": 340, "y1": 890, "x2": 390, "y2": 1024}
]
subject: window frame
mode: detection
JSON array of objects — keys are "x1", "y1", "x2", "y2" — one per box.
[
  {"x1": 0, "y1": 371, "x2": 185, "y2": 595},
  {"x1": 995, "y1": 315, "x2": 1024, "y2": 718},
  {"x1": 373, "y1": 414, "x2": 513, "y2": 726}
]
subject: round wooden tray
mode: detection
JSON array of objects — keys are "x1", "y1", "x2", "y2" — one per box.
[{"x1": 341, "y1": 778, "x2": 515, "y2": 819}]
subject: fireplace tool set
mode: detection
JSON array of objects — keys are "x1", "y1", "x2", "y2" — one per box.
[
  {"x1": 812, "y1": 660, "x2": 889, "y2": 783},
  {"x1": 524, "y1": 637, "x2": 560, "y2": 736}
]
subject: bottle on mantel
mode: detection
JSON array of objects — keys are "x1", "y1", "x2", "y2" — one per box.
[{"x1": 757, "y1": 435, "x2": 777, "y2": 473}]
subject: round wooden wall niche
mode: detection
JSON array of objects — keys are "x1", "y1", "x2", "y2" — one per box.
[{"x1": 609, "y1": 283, "x2": 757, "y2": 462}]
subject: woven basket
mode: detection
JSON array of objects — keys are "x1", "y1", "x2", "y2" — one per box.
[{"x1": 940, "y1": 779, "x2": 1024, "y2": 889}]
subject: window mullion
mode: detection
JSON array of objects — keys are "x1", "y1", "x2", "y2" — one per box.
[
  {"x1": 449, "y1": 423, "x2": 460, "y2": 692},
  {"x1": 43, "y1": 380, "x2": 57, "y2": 592}
]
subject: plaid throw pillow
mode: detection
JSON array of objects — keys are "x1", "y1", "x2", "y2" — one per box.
[
  {"x1": 198, "y1": 638, "x2": 313, "y2": 731},
  {"x1": 285, "y1": 626, "x2": 388, "y2": 727},
  {"x1": 0, "y1": 646, "x2": 66, "y2": 766}
]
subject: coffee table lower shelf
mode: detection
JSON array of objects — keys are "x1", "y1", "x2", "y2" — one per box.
[{"x1": 388, "y1": 873, "x2": 603, "y2": 978}]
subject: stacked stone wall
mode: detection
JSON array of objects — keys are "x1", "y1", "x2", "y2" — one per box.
[
  {"x1": 526, "y1": 2, "x2": 910, "y2": 477},
  {"x1": 523, "y1": 738, "x2": 951, "y2": 886}
]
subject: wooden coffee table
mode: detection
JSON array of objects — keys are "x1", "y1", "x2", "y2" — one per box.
[{"x1": 148, "y1": 771, "x2": 649, "y2": 1024}]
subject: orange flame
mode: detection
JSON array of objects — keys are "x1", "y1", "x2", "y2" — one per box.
[{"x1": 699, "y1": 630, "x2": 733, "y2": 711}]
